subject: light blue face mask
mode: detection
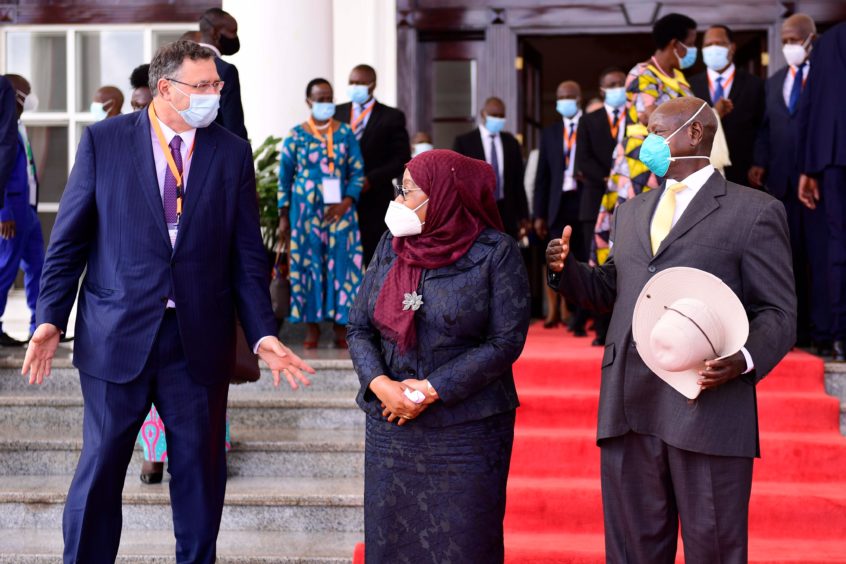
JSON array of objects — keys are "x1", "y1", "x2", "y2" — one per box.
[
  {"x1": 412, "y1": 143, "x2": 434, "y2": 157},
  {"x1": 639, "y1": 102, "x2": 711, "y2": 177},
  {"x1": 485, "y1": 115, "x2": 506, "y2": 134},
  {"x1": 347, "y1": 84, "x2": 371, "y2": 105},
  {"x1": 168, "y1": 84, "x2": 220, "y2": 128},
  {"x1": 702, "y1": 45, "x2": 730, "y2": 72},
  {"x1": 603, "y1": 87, "x2": 627, "y2": 109},
  {"x1": 677, "y1": 43, "x2": 698, "y2": 70},
  {"x1": 90, "y1": 101, "x2": 111, "y2": 121},
  {"x1": 311, "y1": 102, "x2": 336, "y2": 121},
  {"x1": 556, "y1": 99, "x2": 579, "y2": 118}
]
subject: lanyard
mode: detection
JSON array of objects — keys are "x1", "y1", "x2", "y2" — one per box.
[
  {"x1": 349, "y1": 103, "x2": 374, "y2": 132},
  {"x1": 607, "y1": 110, "x2": 624, "y2": 140},
  {"x1": 707, "y1": 69, "x2": 736, "y2": 99},
  {"x1": 563, "y1": 121, "x2": 577, "y2": 166},
  {"x1": 148, "y1": 104, "x2": 195, "y2": 221},
  {"x1": 790, "y1": 65, "x2": 808, "y2": 87},
  {"x1": 308, "y1": 117, "x2": 336, "y2": 175}
]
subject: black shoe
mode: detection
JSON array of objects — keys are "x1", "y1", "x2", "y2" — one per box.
[
  {"x1": 834, "y1": 340, "x2": 846, "y2": 363},
  {"x1": 140, "y1": 461, "x2": 164, "y2": 484},
  {"x1": 0, "y1": 332, "x2": 25, "y2": 347},
  {"x1": 813, "y1": 340, "x2": 833, "y2": 358},
  {"x1": 573, "y1": 328, "x2": 588, "y2": 337}
]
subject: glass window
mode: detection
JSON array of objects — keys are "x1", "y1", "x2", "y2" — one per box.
[
  {"x1": 433, "y1": 60, "x2": 476, "y2": 119},
  {"x1": 76, "y1": 31, "x2": 145, "y2": 114},
  {"x1": 5, "y1": 32, "x2": 68, "y2": 112},
  {"x1": 26, "y1": 125, "x2": 69, "y2": 203}
]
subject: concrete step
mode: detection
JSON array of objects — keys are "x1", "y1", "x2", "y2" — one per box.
[
  {"x1": 0, "y1": 475, "x2": 363, "y2": 533},
  {"x1": 0, "y1": 528, "x2": 361, "y2": 563},
  {"x1": 0, "y1": 390, "x2": 364, "y2": 431},
  {"x1": 0, "y1": 427, "x2": 364, "y2": 478},
  {"x1": 824, "y1": 362, "x2": 846, "y2": 435}
]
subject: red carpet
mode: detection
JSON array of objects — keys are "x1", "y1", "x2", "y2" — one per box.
[{"x1": 353, "y1": 323, "x2": 846, "y2": 562}]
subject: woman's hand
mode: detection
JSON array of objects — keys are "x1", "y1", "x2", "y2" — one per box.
[
  {"x1": 370, "y1": 375, "x2": 428, "y2": 426},
  {"x1": 277, "y1": 209, "x2": 290, "y2": 246},
  {"x1": 325, "y1": 197, "x2": 353, "y2": 223},
  {"x1": 401, "y1": 379, "x2": 439, "y2": 405}
]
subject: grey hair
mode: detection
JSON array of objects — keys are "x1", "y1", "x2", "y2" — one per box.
[{"x1": 148, "y1": 40, "x2": 216, "y2": 96}]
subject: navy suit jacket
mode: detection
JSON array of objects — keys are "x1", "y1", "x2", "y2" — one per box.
[
  {"x1": 0, "y1": 76, "x2": 17, "y2": 207},
  {"x1": 214, "y1": 57, "x2": 248, "y2": 140},
  {"x1": 36, "y1": 109, "x2": 276, "y2": 386},
  {"x1": 753, "y1": 66, "x2": 806, "y2": 200}
]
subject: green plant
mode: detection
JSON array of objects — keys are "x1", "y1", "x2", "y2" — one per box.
[{"x1": 253, "y1": 135, "x2": 283, "y2": 253}]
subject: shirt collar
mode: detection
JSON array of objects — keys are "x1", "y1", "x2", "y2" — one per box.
[
  {"x1": 605, "y1": 104, "x2": 622, "y2": 117},
  {"x1": 790, "y1": 60, "x2": 810, "y2": 72},
  {"x1": 666, "y1": 164, "x2": 716, "y2": 193},
  {"x1": 707, "y1": 62, "x2": 735, "y2": 82},
  {"x1": 198, "y1": 43, "x2": 222, "y2": 58},
  {"x1": 153, "y1": 115, "x2": 197, "y2": 149},
  {"x1": 357, "y1": 97, "x2": 376, "y2": 112},
  {"x1": 479, "y1": 123, "x2": 498, "y2": 139},
  {"x1": 563, "y1": 110, "x2": 583, "y2": 127}
]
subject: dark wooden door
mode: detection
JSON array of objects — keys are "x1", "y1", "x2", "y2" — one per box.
[{"x1": 519, "y1": 39, "x2": 543, "y2": 155}]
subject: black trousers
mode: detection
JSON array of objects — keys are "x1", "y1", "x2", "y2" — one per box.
[
  {"x1": 822, "y1": 166, "x2": 846, "y2": 340},
  {"x1": 600, "y1": 432, "x2": 753, "y2": 564},
  {"x1": 62, "y1": 311, "x2": 230, "y2": 564}
]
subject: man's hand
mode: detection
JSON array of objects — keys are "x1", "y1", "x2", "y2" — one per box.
[
  {"x1": 714, "y1": 98, "x2": 734, "y2": 118},
  {"x1": 325, "y1": 197, "x2": 353, "y2": 223},
  {"x1": 698, "y1": 351, "x2": 747, "y2": 390},
  {"x1": 518, "y1": 219, "x2": 532, "y2": 240},
  {"x1": 361, "y1": 177, "x2": 371, "y2": 194},
  {"x1": 22, "y1": 323, "x2": 61, "y2": 385},
  {"x1": 370, "y1": 375, "x2": 427, "y2": 426},
  {"x1": 533, "y1": 218, "x2": 548, "y2": 241},
  {"x1": 748, "y1": 166, "x2": 765, "y2": 188},
  {"x1": 798, "y1": 174, "x2": 820, "y2": 210},
  {"x1": 0, "y1": 220, "x2": 16, "y2": 240},
  {"x1": 545, "y1": 225, "x2": 572, "y2": 273},
  {"x1": 257, "y1": 338, "x2": 315, "y2": 389}
]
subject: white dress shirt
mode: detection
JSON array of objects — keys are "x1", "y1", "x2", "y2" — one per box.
[
  {"x1": 707, "y1": 63, "x2": 736, "y2": 101},
  {"x1": 783, "y1": 61, "x2": 810, "y2": 108},
  {"x1": 661, "y1": 164, "x2": 755, "y2": 374},
  {"x1": 562, "y1": 111, "x2": 582, "y2": 192},
  {"x1": 352, "y1": 97, "x2": 376, "y2": 131},
  {"x1": 478, "y1": 123, "x2": 505, "y2": 179},
  {"x1": 604, "y1": 104, "x2": 625, "y2": 145}
]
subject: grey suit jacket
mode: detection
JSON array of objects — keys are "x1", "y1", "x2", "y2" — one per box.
[{"x1": 551, "y1": 171, "x2": 796, "y2": 458}]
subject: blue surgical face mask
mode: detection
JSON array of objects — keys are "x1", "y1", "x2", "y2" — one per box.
[
  {"x1": 90, "y1": 101, "x2": 112, "y2": 121},
  {"x1": 677, "y1": 43, "x2": 698, "y2": 70},
  {"x1": 485, "y1": 115, "x2": 506, "y2": 134},
  {"x1": 311, "y1": 102, "x2": 336, "y2": 121},
  {"x1": 412, "y1": 142, "x2": 433, "y2": 157},
  {"x1": 556, "y1": 99, "x2": 579, "y2": 118},
  {"x1": 168, "y1": 84, "x2": 220, "y2": 128},
  {"x1": 347, "y1": 84, "x2": 371, "y2": 106},
  {"x1": 702, "y1": 45, "x2": 730, "y2": 72},
  {"x1": 639, "y1": 102, "x2": 711, "y2": 177},
  {"x1": 603, "y1": 87, "x2": 627, "y2": 109}
]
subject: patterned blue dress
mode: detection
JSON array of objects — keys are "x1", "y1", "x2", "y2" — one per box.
[{"x1": 278, "y1": 122, "x2": 365, "y2": 325}]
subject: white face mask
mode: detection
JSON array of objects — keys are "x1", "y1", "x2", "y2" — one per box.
[
  {"x1": 384, "y1": 199, "x2": 428, "y2": 237},
  {"x1": 412, "y1": 143, "x2": 433, "y2": 157},
  {"x1": 16, "y1": 90, "x2": 38, "y2": 113},
  {"x1": 782, "y1": 38, "x2": 810, "y2": 67},
  {"x1": 90, "y1": 101, "x2": 112, "y2": 121}
]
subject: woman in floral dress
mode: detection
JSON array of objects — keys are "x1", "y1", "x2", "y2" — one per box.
[{"x1": 278, "y1": 78, "x2": 365, "y2": 348}]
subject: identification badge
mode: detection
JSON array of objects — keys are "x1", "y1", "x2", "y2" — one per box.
[{"x1": 322, "y1": 177, "x2": 342, "y2": 204}]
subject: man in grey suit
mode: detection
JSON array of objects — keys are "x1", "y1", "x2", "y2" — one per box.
[{"x1": 546, "y1": 97, "x2": 796, "y2": 563}]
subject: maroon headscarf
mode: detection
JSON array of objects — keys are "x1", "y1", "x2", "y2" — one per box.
[{"x1": 373, "y1": 149, "x2": 504, "y2": 352}]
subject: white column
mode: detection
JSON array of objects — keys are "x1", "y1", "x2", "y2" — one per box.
[
  {"x1": 331, "y1": 0, "x2": 397, "y2": 107},
  {"x1": 222, "y1": 0, "x2": 334, "y2": 147}
]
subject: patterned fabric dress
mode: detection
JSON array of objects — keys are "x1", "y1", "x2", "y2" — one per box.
[
  {"x1": 138, "y1": 406, "x2": 231, "y2": 462},
  {"x1": 593, "y1": 61, "x2": 692, "y2": 265},
  {"x1": 278, "y1": 122, "x2": 365, "y2": 325}
]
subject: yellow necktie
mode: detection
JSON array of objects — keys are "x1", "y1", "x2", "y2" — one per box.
[{"x1": 650, "y1": 183, "x2": 687, "y2": 255}]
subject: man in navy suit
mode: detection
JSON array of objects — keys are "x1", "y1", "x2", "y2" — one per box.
[
  {"x1": 199, "y1": 7, "x2": 248, "y2": 140},
  {"x1": 23, "y1": 41, "x2": 314, "y2": 564},
  {"x1": 751, "y1": 13, "x2": 830, "y2": 352}
]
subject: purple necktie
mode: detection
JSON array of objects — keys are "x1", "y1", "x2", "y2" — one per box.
[{"x1": 163, "y1": 135, "x2": 183, "y2": 224}]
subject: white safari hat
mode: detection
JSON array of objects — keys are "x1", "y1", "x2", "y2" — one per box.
[{"x1": 632, "y1": 267, "x2": 749, "y2": 399}]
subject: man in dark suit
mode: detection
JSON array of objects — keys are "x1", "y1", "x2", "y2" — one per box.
[
  {"x1": 547, "y1": 97, "x2": 795, "y2": 563},
  {"x1": 453, "y1": 96, "x2": 529, "y2": 242},
  {"x1": 0, "y1": 75, "x2": 15, "y2": 212},
  {"x1": 690, "y1": 24, "x2": 764, "y2": 186},
  {"x1": 751, "y1": 13, "x2": 829, "y2": 352},
  {"x1": 23, "y1": 41, "x2": 313, "y2": 564},
  {"x1": 797, "y1": 21, "x2": 846, "y2": 361},
  {"x1": 198, "y1": 7, "x2": 248, "y2": 140},
  {"x1": 534, "y1": 81, "x2": 589, "y2": 332},
  {"x1": 575, "y1": 69, "x2": 626, "y2": 345},
  {"x1": 335, "y1": 64, "x2": 410, "y2": 266}
]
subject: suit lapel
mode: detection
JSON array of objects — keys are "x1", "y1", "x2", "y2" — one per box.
[
  {"x1": 471, "y1": 128, "x2": 486, "y2": 161},
  {"x1": 359, "y1": 101, "x2": 383, "y2": 147},
  {"x1": 174, "y1": 125, "x2": 217, "y2": 253},
  {"x1": 652, "y1": 171, "x2": 725, "y2": 260},
  {"x1": 728, "y1": 69, "x2": 744, "y2": 104},
  {"x1": 553, "y1": 120, "x2": 565, "y2": 171},
  {"x1": 131, "y1": 110, "x2": 171, "y2": 249},
  {"x1": 635, "y1": 188, "x2": 662, "y2": 258}
]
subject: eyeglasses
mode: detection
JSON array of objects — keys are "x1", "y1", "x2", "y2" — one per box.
[
  {"x1": 392, "y1": 181, "x2": 424, "y2": 201},
  {"x1": 166, "y1": 78, "x2": 225, "y2": 93}
]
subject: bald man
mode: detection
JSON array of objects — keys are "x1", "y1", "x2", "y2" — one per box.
[
  {"x1": 752, "y1": 13, "x2": 830, "y2": 353},
  {"x1": 547, "y1": 97, "x2": 796, "y2": 563},
  {"x1": 198, "y1": 7, "x2": 247, "y2": 140},
  {"x1": 91, "y1": 86, "x2": 123, "y2": 120}
]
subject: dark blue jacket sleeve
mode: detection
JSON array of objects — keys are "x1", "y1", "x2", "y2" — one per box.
[
  {"x1": 426, "y1": 237, "x2": 531, "y2": 405},
  {"x1": 753, "y1": 79, "x2": 771, "y2": 169},
  {"x1": 36, "y1": 126, "x2": 98, "y2": 332},
  {"x1": 218, "y1": 62, "x2": 248, "y2": 141},
  {"x1": 0, "y1": 77, "x2": 17, "y2": 206}
]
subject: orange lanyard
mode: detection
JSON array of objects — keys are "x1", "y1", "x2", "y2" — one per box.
[
  {"x1": 349, "y1": 103, "x2": 374, "y2": 132},
  {"x1": 707, "y1": 69, "x2": 736, "y2": 99},
  {"x1": 790, "y1": 66, "x2": 808, "y2": 87},
  {"x1": 308, "y1": 117, "x2": 335, "y2": 175},
  {"x1": 607, "y1": 110, "x2": 624, "y2": 140},
  {"x1": 563, "y1": 122, "x2": 577, "y2": 165},
  {"x1": 149, "y1": 104, "x2": 195, "y2": 220}
]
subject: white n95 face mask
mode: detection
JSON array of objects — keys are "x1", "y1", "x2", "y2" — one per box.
[{"x1": 384, "y1": 199, "x2": 428, "y2": 237}]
